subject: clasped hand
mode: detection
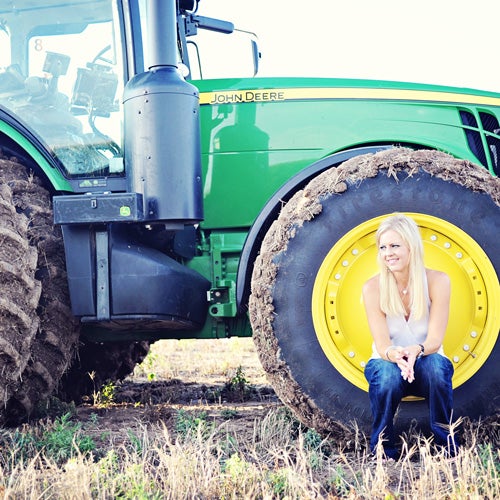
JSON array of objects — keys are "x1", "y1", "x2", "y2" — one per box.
[{"x1": 390, "y1": 347, "x2": 416, "y2": 383}]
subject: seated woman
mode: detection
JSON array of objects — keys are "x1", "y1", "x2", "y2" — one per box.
[{"x1": 362, "y1": 213, "x2": 458, "y2": 460}]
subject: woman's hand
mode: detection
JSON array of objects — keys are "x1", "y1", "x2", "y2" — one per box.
[{"x1": 387, "y1": 346, "x2": 416, "y2": 383}]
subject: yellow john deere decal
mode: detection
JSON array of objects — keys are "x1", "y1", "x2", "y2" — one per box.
[{"x1": 199, "y1": 87, "x2": 500, "y2": 107}]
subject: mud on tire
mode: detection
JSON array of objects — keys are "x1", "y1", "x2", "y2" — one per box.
[
  {"x1": 0, "y1": 178, "x2": 41, "y2": 423},
  {"x1": 0, "y1": 155, "x2": 80, "y2": 424},
  {"x1": 58, "y1": 340, "x2": 151, "y2": 403}
]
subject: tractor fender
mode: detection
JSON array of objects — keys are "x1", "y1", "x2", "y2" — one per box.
[{"x1": 236, "y1": 145, "x2": 392, "y2": 312}]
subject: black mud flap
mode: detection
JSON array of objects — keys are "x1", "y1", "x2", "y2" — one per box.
[{"x1": 60, "y1": 224, "x2": 210, "y2": 330}]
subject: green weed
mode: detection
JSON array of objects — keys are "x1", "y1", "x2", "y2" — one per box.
[
  {"x1": 39, "y1": 413, "x2": 95, "y2": 462},
  {"x1": 174, "y1": 409, "x2": 213, "y2": 439},
  {"x1": 0, "y1": 413, "x2": 96, "y2": 466},
  {"x1": 99, "y1": 381, "x2": 116, "y2": 405},
  {"x1": 226, "y1": 365, "x2": 249, "y2": 398},
  {"x1": 127, "y1": 429, "x2": 143, "y2": 455},
  {"x1": 89, "y1": 373, "x2": 116, "y2": 406},
  {"x1": 220, "y1": 408, "x2": 239, "y2": 419},
  {"x1": 328, "y1": 465, "x2": 352, "y2": 497},
  {"x1": 476, "y1": 443, "x2": 500, "y2": 495},
  {"x1": 137, "y1": 350, "x2": 159, "y2": 382},
  {"x1": 267, "y1": 468, "x2": 289, "y2": 497}
]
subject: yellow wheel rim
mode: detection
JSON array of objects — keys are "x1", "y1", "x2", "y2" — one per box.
[{"x1": 312, "y1": 213, "x2": 500, "y2": 392}]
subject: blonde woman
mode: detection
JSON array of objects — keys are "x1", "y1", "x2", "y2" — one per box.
[{"x1": 362, "y1": 213, "x2": 457, "y2": 460}]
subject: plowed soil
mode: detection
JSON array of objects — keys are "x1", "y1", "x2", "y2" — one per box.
[
  {"x1": 67, "y1": 337, "x2": 499, "y2": 454},
  {"x1": 72, "y1": 338, "x2": 284, "y2": 447}
]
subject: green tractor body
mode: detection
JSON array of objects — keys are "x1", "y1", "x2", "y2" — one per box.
[{"x1": 0, "y1": 0, "x2": 498, "y2": 430}]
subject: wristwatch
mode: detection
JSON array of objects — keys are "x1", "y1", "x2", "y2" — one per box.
[{"x1": 417, "y1": 343, "x2": 425, "y2": 358}]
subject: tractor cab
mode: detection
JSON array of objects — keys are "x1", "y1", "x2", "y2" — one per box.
[
  {"x1": 0, "y1": 0, "x2": 256, "y2": 191},
  {"x1": 0, "y1": 1, "x2": 122, "y2": 183}
]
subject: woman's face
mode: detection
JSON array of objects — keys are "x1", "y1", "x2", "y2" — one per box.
[{"x1": 378, "y1": 229, "x2": 411, "y2": 273}]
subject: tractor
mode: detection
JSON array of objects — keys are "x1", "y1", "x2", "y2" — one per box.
[{"x1": 0, "y1": 0, "x2": 498, "y2": 434}]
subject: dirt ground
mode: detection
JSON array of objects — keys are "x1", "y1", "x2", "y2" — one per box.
[
  {"x1": 72, "y1": 338, "x2": 284, "y2": 446},
  {"x1": 68, "y1": 336, "x2": 499, "y2": 453}
]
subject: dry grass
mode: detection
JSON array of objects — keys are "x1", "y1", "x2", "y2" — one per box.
[
  {"x1": 132, "y1": 338, "x2": 268, "y2": 385},
  {"x1": 0, "y1": 411, "x2": 498, "y2": 499},
  {"x1": 0, "y1": 338, "x2": 498, "y2": 499}
]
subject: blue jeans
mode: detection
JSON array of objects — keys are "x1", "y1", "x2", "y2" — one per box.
[{"x1": 364, "y1": 354, "x2": 456, "y2": 459}]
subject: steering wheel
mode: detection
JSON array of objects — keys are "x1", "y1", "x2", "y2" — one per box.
[{"x1": 91, "y1": 45, "x2": 114, "y2": 66}]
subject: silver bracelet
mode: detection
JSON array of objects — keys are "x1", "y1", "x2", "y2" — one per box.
[
  {"x1": 384, "y1": 345, "x2": 398, "y2": 361},
  {"x1": 417, "y1": 343, "x2": 425, "y2": 358}
]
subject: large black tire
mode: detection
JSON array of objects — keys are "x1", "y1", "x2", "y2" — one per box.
[
  {"x1": 0, "y1": 156, "x2": 80, "y2": 424},
  {"x1": 0, "y1": 175, "x2": 41, "y2": 424},
  {"x1": 249, "y1": 148, "x2": 499, "y2": 436},
  {"x1": 58, "y1": 340, "x2": 151, "y2": 403},
  {"x1": 0, "y1": 155, "x2": 150, "y2": 421}
]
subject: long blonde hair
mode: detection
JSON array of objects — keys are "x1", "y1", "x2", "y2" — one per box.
[{"x1": 376, "y1": 214, "x2": 427, "y2": 319}]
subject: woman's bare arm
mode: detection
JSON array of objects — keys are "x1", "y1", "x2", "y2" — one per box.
[
  {"x1": 362, "y1": 276, "x2": 394, "y2": 360},
  {"x1": 424, "y1": 269, "x2": 451, "y2": 354}
]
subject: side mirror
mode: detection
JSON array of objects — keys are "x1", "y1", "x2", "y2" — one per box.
[{"x1": 187, "y1": 28, "x2": 260, "y2": 80}]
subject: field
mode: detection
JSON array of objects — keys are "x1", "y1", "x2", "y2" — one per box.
[{"x1": 0, "y1": 338, "x2": 498, "y2": 499}]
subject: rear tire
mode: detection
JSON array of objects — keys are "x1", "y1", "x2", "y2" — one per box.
[
  {"x1": 249, "y1": 148, "x2": 499, "y2": 436},
  {"x1": 0, "y1": 175, "x2": 41, "y2": 424},
  {"x1": 0, "y1": 155, "x2": 152, "y2": 421},
  {"x1": 58, "y1": 340, "x2": 151, "y2": 403},
  {"x1": 0, "y1": 156, "x2": 80, "y2": 424}
]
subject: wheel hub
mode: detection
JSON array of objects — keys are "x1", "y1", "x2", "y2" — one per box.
[{"x1": 312, "y1": 213, "x2": 499, "y2": 391}]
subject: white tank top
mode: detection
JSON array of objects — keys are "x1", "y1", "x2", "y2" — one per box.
[{"x1": 370, "y1": 272, "x2": 445, "y2": 359}]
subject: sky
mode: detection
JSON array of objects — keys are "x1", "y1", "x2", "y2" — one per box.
[{"x1": 195, "y1": 0, "x2": 500, "y2": 93}]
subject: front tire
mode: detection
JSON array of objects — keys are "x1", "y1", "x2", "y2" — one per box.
[{"x1": 249, "y1": 148, "x2": 499, "y2": 435}]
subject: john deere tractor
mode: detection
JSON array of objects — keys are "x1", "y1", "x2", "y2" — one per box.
[{"x1": 0, "y1": 0, "x2": 498, "y2": 432}]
